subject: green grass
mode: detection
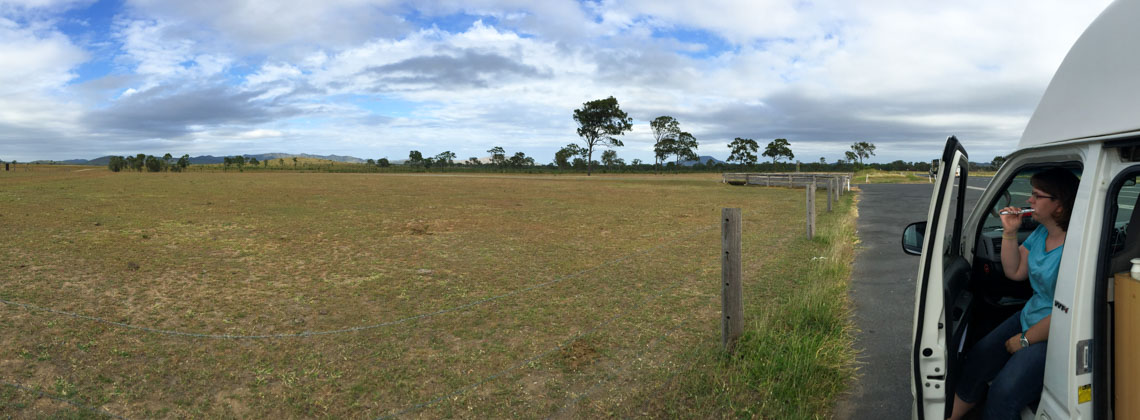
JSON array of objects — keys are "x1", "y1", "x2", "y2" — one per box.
[
  {"x1": 1, "y1": 167, "x2": 859, "y2": 418},
  {"x1": 573, "y1": 188, "x2": 860, "y2": 419}
]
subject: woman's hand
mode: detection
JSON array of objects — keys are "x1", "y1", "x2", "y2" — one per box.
[
  {"x1": 1005, "y1": 333, "x2": 1023, "y2": 354},
  {"x1": 999, "y1": 206, "x2": 1023, "y2": 233}
]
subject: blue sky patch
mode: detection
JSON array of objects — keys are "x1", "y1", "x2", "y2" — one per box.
[
  {"x1": 652, "y1": 26, "x2": 735, "y2": 58},
  {"x1": 403, "y1": 10, "x2": 499, "y2": 34}
]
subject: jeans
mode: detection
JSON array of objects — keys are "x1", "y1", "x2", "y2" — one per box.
[{"x1": 955, "y1": 311, "x2": 1048, "y2": 420}]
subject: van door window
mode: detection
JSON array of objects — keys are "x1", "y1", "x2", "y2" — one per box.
[
  {"x1": 1107, "y1": 175, "x2": 1140, "y2": 265},
  {"x1": 1100, "y1": 169, "x2": 1140, "y2": 419}
]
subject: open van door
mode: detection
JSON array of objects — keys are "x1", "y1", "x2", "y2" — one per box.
[{"x1": 904, "y1": 136, "x2": 970, "y2": 420}]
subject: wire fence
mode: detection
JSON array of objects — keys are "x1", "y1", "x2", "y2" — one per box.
[
  {"x1": 3, "y1": 218, "x2": 738, "y2": 419},
  {"x1": 376, "y1": 257, "x2": 707, "y2": 419},
  {"x1": 0, "y1": 225, "x2": 716, "y2": 340}
]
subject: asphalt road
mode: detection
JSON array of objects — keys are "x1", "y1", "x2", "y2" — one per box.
[{"x1": 834, "y1": 177, "x2": 989, "y2": 419}]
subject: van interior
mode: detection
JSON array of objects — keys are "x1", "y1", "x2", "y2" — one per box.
[
  {"x1": 943, "y1": 163, "x2": 1139, "y2": 417},
  {"x1": 939, "y1": 165, "x2": 1084, "y2": 414}
]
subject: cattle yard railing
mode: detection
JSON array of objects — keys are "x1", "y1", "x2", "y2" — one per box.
[{"x1": 722, "y1": 173, "x2": 852, "y2": 192}]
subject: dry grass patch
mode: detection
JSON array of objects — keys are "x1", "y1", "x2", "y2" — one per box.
[{"x1": 1, "y1": 170, "x2": 854, "y2": 418}]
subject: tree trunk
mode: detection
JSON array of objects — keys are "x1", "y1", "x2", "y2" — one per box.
[{"x1": 586, "y1": 144, "x2": 593, "y2": 176}]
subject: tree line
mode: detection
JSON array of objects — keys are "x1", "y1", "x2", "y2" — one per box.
[
  {"x1": 108, "y1": 154, "x2": 190, "y2": 172},
  {"x1": 96, "y1": 96, "x2": 1011, "y2": 175},
  {"x1": 403, "y1": 148, "x2": 535, "y2": 170}
]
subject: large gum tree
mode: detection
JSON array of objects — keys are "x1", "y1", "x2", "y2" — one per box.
[{"x1": 573, "y1": 96, "x2": 633, "y2": 176}]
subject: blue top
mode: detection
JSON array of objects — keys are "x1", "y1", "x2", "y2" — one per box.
[{"x1": 1019, "y1": 225, "x2": 1064, "y2": 331}]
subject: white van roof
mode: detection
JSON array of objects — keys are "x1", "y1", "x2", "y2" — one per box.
[{"x1": 1019, "y1": 0, "x2": 1140, "y2": 148}]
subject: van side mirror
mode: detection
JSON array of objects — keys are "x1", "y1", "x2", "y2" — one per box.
[{"x1": 902, "y1": 222, "x2": 926, "y2": 255}]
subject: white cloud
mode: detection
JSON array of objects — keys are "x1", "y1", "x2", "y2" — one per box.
[
  {"x1": 235, "y1": 128, "x2": 283, "y2": 139},
  {"x1": 607, "y1": 0, "x2": 810, "y2": 43},
  {"x1": 114, "y1": 18, "x2": 233, "y2": 86},
  {"x1": 0, "y1": 0, "x2": 92, "y2": 13},
  {"x1": 0, "y1": 17, "x2": 87, "y2": 94},
  {"x1": 0, "y1": 16, "x2": 87, "y2": 145},
  {"x1": 124, "y1": 0, "x2": 408, "y2": 52},
  {"x1": 0, "y1": 0, "x2": 1118, "y2": 162}
]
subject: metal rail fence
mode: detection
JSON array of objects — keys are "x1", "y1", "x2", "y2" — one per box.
[{"x1": 723, "y1": 172, "x2": 851, "y2": 191}]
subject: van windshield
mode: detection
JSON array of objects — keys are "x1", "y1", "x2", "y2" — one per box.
[
  {"x1": 982, "y1": 174, "x2": 1037, "y2": 232},
  {"x1": 981, "y1": 167, "x2": 1083, "y2": 233}
]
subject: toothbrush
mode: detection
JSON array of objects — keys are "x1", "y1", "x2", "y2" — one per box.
[{"x1": 999, "y1": 208, "x2": 1035, "y2": 215}]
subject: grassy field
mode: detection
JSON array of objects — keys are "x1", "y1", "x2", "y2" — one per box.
[{"x1": 1, "y1": 166, "x2": 858, "y2": 419}]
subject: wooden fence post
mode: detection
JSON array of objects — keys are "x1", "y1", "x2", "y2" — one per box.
[
  {"x1": 806, "y1": 182, "x2": 816, "y2": 239},
  {"x1": 827, "y1": 179, "x2": 833, "y2": 212},
  {"x1": 722, "y1": 208, "x2": 743, "y2": 353}
]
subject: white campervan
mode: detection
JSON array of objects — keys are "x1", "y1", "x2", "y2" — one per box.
[{"x1": 903, "y1": 1, "x2": 1139, "y2": 419}]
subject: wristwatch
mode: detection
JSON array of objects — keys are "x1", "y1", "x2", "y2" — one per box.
[{"x1": 1020, "y1": 333, "x2": 1030, "y2": 348}]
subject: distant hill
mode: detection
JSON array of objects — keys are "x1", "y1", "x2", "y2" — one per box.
[
  {"x1": 679, "y1": 155, "x2": 726, "y2": 167},
  {"x1": 247, "y1": 153, "x2": 365, "y2": 164},
  {"x1": 53, "y1": 153, "x2": 368, "y2": 166}
]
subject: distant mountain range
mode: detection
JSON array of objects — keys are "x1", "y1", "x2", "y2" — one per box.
[
  {"x1": 41, "y1": 153, "x2": 368, "y2": 166},
  {"x1": 679, "y1": 155, "x2": 726, "y2": 167}
]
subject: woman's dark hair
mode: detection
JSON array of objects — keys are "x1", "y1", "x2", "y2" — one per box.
[{"x1": 1030, "y1": 168, "x2": 1080, "y2": 231}]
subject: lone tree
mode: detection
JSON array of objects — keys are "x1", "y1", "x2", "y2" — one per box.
[
  {"x1": 601, "y1": 149, "x2": 619, "y2": 169},
  {"x1": 407, "y1": 150, "x2": 424, "y2": 166},
  {"x1": 844, "y1": 151, "x2": 858, "y2": 164},
  {"x1": 573, "y1": 96, "x2": 632, "y2": 176},
  {"x1": 108, "y1": 156, "x2": 126, "y2": 172},
  {"x1": 650, "y1": 116, "x2": 680, "y2": 174},
  {"x1": 133, "y1": 153, "x2": 146, "y2": 172},
  {"x1": 508, "y1": 152, "x2": 534, "y2": 168},
  {"x1": 727, "y1": 137, "x2": 759, "y2": 166},
  {"x1": 554, "y1": 143, "x2": 584, "y2": 169},
  {"x1": 487, "y1": 146, "x2": 506, "y2": 169},
  {"x1": 670, "y1": 131, "x2": 698, "y2": 168},
  {"x1": 763, "y1": 138, "x2": 794, "y2": 164},
  {"x1": 145, "y1": 155, "x2": 162, "y2": 172},
  {"x1": 991, "y1": 155, "x2": 1007, "y2": 169},
  {"x1": 850, "y1": 141, "x2": 876, "y2": 165},
  {"x1": 434, "y1": 151, "x2": 456, "y2": 167}
]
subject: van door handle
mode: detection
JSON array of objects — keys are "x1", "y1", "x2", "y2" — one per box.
[{"x1": 1076, "y1": 339, "x2": 1091, "y2": 375}]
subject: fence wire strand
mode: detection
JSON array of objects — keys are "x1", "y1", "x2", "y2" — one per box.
[
  {"x1": 2, "y1": 381, "x2": 128, "y2": 420},
  {"x1": 0, "y1": 225, "x2": 716, "y2": 340},
  {"x1": 546, "y1": 318, "x2": 691, "y2": 419},
  {"x1": 376, "y1": 239, "x2": 714, "y2": 420}
]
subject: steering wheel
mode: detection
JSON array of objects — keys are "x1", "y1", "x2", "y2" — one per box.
[{"x1": 989, "y1": 190, "x2": 1012, "y2": 218}]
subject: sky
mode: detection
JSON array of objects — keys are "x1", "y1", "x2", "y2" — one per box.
[{"x1": 0, "y1": 0, "x2": 1114, "y2": 164}]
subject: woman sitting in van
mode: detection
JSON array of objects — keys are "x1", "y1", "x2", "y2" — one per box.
[{"x1": 949, "y1": 168, "x2": 1080, "y2": 420}]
